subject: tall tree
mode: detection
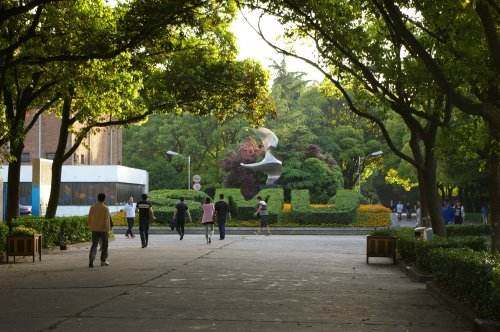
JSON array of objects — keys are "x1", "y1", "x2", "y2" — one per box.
[
  {"x1": 243, "y1": 0, "x2": 452, "y2": 235},
  {"x1": 0, "y1": 0, "x2": 246, "y2": 221}
]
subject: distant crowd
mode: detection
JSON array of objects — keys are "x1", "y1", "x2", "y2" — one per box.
[{"x1": 390, "y1": 199, "x2": 489, "y2": 226}]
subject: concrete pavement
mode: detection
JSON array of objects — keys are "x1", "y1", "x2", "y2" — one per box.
[{"x1": 0, "y1": 235, "x2": 470, "y2": 331}]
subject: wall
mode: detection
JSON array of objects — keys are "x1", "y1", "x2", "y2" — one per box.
[{"x1": 23, "y1": 112, "x2": 123, "y2": 165}]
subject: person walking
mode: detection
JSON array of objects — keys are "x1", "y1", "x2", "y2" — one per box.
[
  {"x1": 214, "y1": 194, "x2": 230, "y2": 240},
  {"x1": 481, "y1": 204, "x2": 489, "y2": 224},
  {"x1": 454, "y1": 202, "x2": 465, "y2": 225},
  {"x1": 123, "y1": 196, "x2": 136, "y2": 239},
  {"x1": 396, "y1": 201, "x2": 404, "y2": 221},
  {"x1": 174, "y1": 197, "x2": 191, "y2": 240},
  {"x1": 87, "y1": 193, "x2": 112, "y2": 268},
  {"x1": 255, "y1": 196, "x2": 271, "y2": 235},
  {"x1": 136, "y1": 193, "x2": 154, "y2": 248},
  {"x1": 406, "y1": 202, "x2": 412, "y2": 220},
  {"x1": 415, "y1": 202, "x2": 421, "y2": 225},
  {"x1": 201, "y1": 197, "x2": 215, "y2": 244}
]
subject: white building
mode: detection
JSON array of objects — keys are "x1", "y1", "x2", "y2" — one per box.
[{"x1": 1, "y1": 165, "x2": 148, "y2": 216}]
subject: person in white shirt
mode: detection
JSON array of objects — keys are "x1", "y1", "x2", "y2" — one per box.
[
  {"x1": 255, "y1": 196, "x2": 271, "y2": 235},
  {"x1": 396, "y1": 201, "x2": 404, "y2": 221},
  {"x1": 123, "y1": 196, "x2": 136, "y2": 238}
]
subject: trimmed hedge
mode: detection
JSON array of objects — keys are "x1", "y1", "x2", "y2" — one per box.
[
  {"x1": 154, "y1": 201, "x2": 202, "y2": 224},
  {"x1": 429, "y1": 248, "x2": 500, "y2": 320},
  {"x1": 148, "y1": 189, "x2": 207, "y2": 224},
  {"x1": 148, "y1": 189, "x2": 208, "y2": 204},
  {"x1": 415, "y1": 236, "x2": 488, "y2": 273},
  {"x1": 330, "y1": 189, "x2": 361, "y2": 211},
  {"x1": 215, "y1": 188, "x2": 283, "y2": 223},
  {"x1": 445, "y1": 224, "x2": 491, "y2": 237},
  {"x1": 394, "y1": 228, "x2": 488, "y2": 272},
  {"x1": 286, "y1": 189, "x2": 358, "y2": 225},
  {"x1": 0, "y1": 223, "x2": 8, "y2": 253},
  {"x1": 12, "y1": 216, "x2": 91, "y2": 248}
]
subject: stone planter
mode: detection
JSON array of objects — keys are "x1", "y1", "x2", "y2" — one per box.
[
  {"x1": 366, "y1": 235, "x2": 396, "y2": 264},
  {"x1": 6, "y1": 234, "x2": 42, "y2": 263}
]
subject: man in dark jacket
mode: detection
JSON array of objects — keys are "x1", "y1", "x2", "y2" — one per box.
[
  {"x1": 214, "y1": 194, "x2": 230, "y2": 240},
  {"x1": 174, "y1": 197, "x2": 191, "y2": 240},
  {"x1": 136, "y1": 194, "x2": 155, "y2": 248}
]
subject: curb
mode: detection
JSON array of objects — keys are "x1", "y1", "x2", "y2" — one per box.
[
  {"x1": 112, "y1": 226, "x2": 377, "y2": 235},
  {"x1": 398, "y1": 262, "x2": 433, "y2": 283},
  {"x1": 426, "y1": 282, "x2": 500, "y2": 332}
]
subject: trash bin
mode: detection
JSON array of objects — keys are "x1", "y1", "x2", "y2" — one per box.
[{"x1": 414, "y1": 227, "x2": 426, "y2": 240}]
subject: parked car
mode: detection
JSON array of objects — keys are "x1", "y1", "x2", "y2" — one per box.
[{"x1": 19, "y1": 204, "x2": 32, "y2": 215}]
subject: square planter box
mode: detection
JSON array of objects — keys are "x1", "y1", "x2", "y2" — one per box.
[
  {"x1": 6, "y1": 234, "x2": 42, "y2": 263},
  {"x1": 366, "y1": 235, "x2": 396, "y2": 264}
]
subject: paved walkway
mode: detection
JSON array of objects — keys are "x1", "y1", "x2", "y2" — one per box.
[{"x1": 0, "y1": 235, "x2": 470, "y2": 331}]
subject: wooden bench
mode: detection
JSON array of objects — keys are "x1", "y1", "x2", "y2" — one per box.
[{"x1": 6, "y1": 234, "x2": 42, "y2": 263}]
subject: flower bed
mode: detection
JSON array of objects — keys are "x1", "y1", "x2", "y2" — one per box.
[{"x1": 355, "y1": 204, "x2": 391, "y2": 227}]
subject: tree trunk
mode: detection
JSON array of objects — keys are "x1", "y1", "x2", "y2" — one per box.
[
  {"x1": 45, "y1": 96, "x2": 72, "y2": 218},
  {"x1": 6, "y1": 142, "x2": 23, "y2": 224},
  {"x1": 45, "y1": 156, "x2": 64, "y2": 219},
  {"x1": 409, "y1": 127, "x2": 445, "y2": 235},
  {"x1": 419, "y1": 163, "x2": 445, "y2": 236},
  {"x1": 488, "y1": 124, "x2": 500, "y2": 253}
]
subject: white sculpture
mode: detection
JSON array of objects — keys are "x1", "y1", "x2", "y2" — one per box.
[{"x1": 240, "y1": 128, "x2": 282, "y2": 185}]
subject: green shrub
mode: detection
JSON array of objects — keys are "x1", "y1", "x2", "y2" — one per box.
[
  {"x1": 415, "y1": 236, "x2": 488, "y2": 273},
  {"x1": 148, "y1": 189, "x2": 208, "y2": 204},
  {"x1": 10, "y1": 226, "x2": 37, "y2": 236},
  {"x1": 446, "y1": 224, "x2": 491, "y2": 237},
  {"x1": 329, "y1": 189, "x2": 361, "y2": 211},
  {"x1": 291, "y1": 190, "x2": 310, "y2": 211},
  {"x1": 154, "y1": 201, "x2": 202, "y2": 224},
  {"x1": 464, "y1": 212, "x2": 482, "y2": 224},
  {"x1": 0, "y1": 223, "x2": 8, "y2": 252},
  {"x1": 147, "y1": 189, "x2": 207, "y2": 224},
  {"x1": 215, "y1": 188, "x2": 283, "y2": 223},
  {"x1": 429, "y1": 248, "x2": 500, "y2": 320},
  {"x1": 286, "y1": 189, "x2": 358, "y2": 225},
  {"x1": 369, "y1": 229, "x2": 396, "y2": 236},
  {"x1": 394, "y1": 228, "x2": 417, "y2": 261},
  {"x1": 13, "y1": 216, "x2": 91, "y2": 248}
]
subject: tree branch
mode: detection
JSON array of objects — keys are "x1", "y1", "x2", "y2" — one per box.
[
  {"x1": 252, "y1": 16, "x2": 418, "y2": 168},
  {"x1": 23, "y1": 95, "x2": 60, "y2": 135}
]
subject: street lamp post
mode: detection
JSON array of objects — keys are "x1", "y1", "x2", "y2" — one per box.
[
  {"x1": 357, "y1": 150, "x2": 383, "y2": 193},
  {"x1": 166, "y1": 150, "x2": 191, "y2": 190}
]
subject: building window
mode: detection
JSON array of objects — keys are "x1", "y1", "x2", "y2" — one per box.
[
  {"x1": 21, "y1": 152, "x2": 31, "y2": 163},
  {"x1": 73, "y1": 154, "x2": 78, "y2": 163},
  {"x1": 80, "y1": 154, "x2": 85, "y2": 164},
  {"x1": 45, "y1": 152, "x2": 56, "y2": 160},
  {"x1": 57, "y1": 182, "x2": 145, "y2": 206}
]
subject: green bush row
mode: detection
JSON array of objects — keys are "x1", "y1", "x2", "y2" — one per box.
[
  {"x1": 415, "y1": 236, "x2": 488, "y2": 273},
  {"x1": 445, "y1": 224, "x2": 491, "y2": 237},
  {"x1": 215, "y1": 188, "x2": 283, "y2": 223},
  {"x1": 285, "y1": 189, "x2": 358, "y2": 225},
  {"x1": 148, "y1": 189, "x2": 206, "y2": 224},
  {"x1": 393, "y1": 228, "x2": 488, "y2": 273},
  {"x1": 0, "y1": 223, "x2": 8, "y2": 252},
  {"x1": 154, "y1": 203, "x2": 202, "y2": 224},
  {"x1": 11, "y1": 216, "x2": 91, "y2": 248},
  {"x1": 148, "y1": 189, "x2": 208, "y2": 205},
  {"x1": 429, "y1": 248, "x2": 500, "y2": 320},
  {"x1": 329, "y1": 189, "x2": 361, "y2": 211}
]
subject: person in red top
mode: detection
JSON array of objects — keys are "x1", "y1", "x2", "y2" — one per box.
[{"x1": 201, "y1": 197, "x2": 215, "y2": 244}]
